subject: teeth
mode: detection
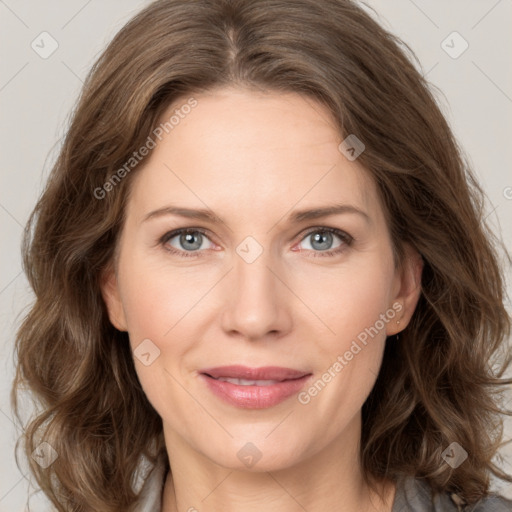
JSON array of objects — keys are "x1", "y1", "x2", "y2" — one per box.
[{"x1": 216, "y1": 377, "x2": 280, "y2": 386}]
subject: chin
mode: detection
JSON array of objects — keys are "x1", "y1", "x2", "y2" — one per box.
[{"x1": 199, "y1": 435, "x2": 310, "y2": 473}]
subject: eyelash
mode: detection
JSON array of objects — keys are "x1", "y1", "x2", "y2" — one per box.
[{"x1": 159, "y1": 227, "x2": 354, "y2": 259}]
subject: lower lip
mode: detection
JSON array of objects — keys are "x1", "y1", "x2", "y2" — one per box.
[{"x1": 200, "y1": 374, "x2": 312, "y2": 409}]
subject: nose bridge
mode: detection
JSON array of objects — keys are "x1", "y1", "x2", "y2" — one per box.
[
  {"x1": 235, "y1": 247, "x2": 276, "y2": 298},
  {"x1": 220, "y1": 238, "x2": 290, "y2": 339}
]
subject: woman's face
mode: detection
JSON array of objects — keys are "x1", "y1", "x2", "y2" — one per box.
[{"x1": 102, "y1": 87, "x2": 422, "y2": 472}]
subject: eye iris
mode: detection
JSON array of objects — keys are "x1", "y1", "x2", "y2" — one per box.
[
  {"x1": 170, "y1": 229, "x2": 341, "y2": 253},
  {"x1": 311, "y1": 231, "x2": 333, "y2": 250},
  {"x1": 181, "y1": 231, "x2": 202, "y2": 251}
]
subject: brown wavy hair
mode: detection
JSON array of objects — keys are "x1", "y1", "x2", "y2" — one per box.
[{"x1": 12, "y1": 0, "x2": 512, "y2": 510}]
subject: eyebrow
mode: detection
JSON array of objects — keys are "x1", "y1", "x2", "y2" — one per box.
[{"x1": 142, "y1": 203, "x2": 370, "y2": 225}]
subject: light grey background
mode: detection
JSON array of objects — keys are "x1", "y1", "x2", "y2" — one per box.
[{"x1": 1, "y1": 1, "x2": 511, "y2": 510}]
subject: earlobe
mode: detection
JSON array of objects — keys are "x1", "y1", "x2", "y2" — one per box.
[
  {"x1": 386, "y1": 245, "x2": 424, "y2": 336},
  {"x1": 99, "y1": 265, "x2": 128, "y2": 332}
]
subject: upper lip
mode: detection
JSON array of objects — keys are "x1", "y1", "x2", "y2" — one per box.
[{"x1": 200, "y1": 365, "x2": 311, "y2": 381}]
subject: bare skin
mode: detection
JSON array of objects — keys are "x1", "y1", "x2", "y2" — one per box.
[{"x1": 101, "y1": 86, "x2": 423, "y2": 512}]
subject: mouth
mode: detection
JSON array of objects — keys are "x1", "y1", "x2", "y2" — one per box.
[
  {"x1": 205, "y1": 377, "x2": 288, "y2": 386},
  {"x1": 199, "y1": 365, "x2": 313, "y2": 409},
  {"x1": 200, "y1": 365, "x2": 310, "y2": 381}
]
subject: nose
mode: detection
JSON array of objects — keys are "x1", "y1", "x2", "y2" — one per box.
[{"x1": 220, "y1": 247, "x2": 293, "y2": 342}]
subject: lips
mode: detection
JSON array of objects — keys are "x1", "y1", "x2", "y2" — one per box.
[
  {"x1": 200, "y1": 365, "x2": 309, "y2": 381},
  {"x1": 199, "y1": 365, "x2": 313, "y2": 409}
]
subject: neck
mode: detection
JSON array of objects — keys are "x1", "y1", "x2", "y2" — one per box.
[{"x1": 161, "y1": 415, "x2": 396, "y2": 512}]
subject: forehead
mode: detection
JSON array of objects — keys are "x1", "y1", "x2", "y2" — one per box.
[{"x1": 127, "y1": 87, "x2": 377, "y2": 222}]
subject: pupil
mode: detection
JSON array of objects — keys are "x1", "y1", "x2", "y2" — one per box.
[
  {"x1": 312, "y1": 232, "x2": 332, "y2": 250},
  {"x1": 182, "y1": 232, "x2": 201, "y2": 250}
]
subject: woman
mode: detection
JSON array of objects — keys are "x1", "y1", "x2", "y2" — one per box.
[{"x1": 13, "y1": 0, "x2": 512, "y2": 511}]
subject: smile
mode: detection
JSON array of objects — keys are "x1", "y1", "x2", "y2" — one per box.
[{"x1": 198, "y1": 365, "x2": 313, "y2": 409}]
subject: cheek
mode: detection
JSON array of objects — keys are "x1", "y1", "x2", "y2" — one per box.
[
  {"x1": 307, "y1": 258, "x2": 395, "y2": 346},
  {"x1": 295, "y1": 264, "x2": 393, "y2": 433},
  {"x1": 298, "y1": 258, "x2": 395, "y2": 419},
  {"x1": 117, "y1": 252, "x2": 191, "y2": 344},
  {"x1": 116, "y1": 258, "x2": 197, "y2": 416},
  {"x1": 116, "y1": 250, "x2": 207, "y2": 389}
]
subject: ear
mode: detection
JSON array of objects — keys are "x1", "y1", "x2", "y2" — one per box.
[
  {"x1": 99, "y1": 263, "x2": 128, "y2": 332},
  {"x1": 386, "y1": 243, "x2": 423, "y2": 336}
]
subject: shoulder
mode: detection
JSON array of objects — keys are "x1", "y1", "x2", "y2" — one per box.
[{"x1": 392, "y1": 474, "x2": 512, "y2": 512}]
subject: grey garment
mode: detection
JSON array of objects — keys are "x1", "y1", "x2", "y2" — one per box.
[
  {"x1": 131, "y1": 455, "x2": 166, "y2": 512},
  {"x1": 392, "y1": 473, "x2": 512, "y2": 512},
  {"x1": 133, "y1": 457, "x2": 512, "y2": 512}
]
